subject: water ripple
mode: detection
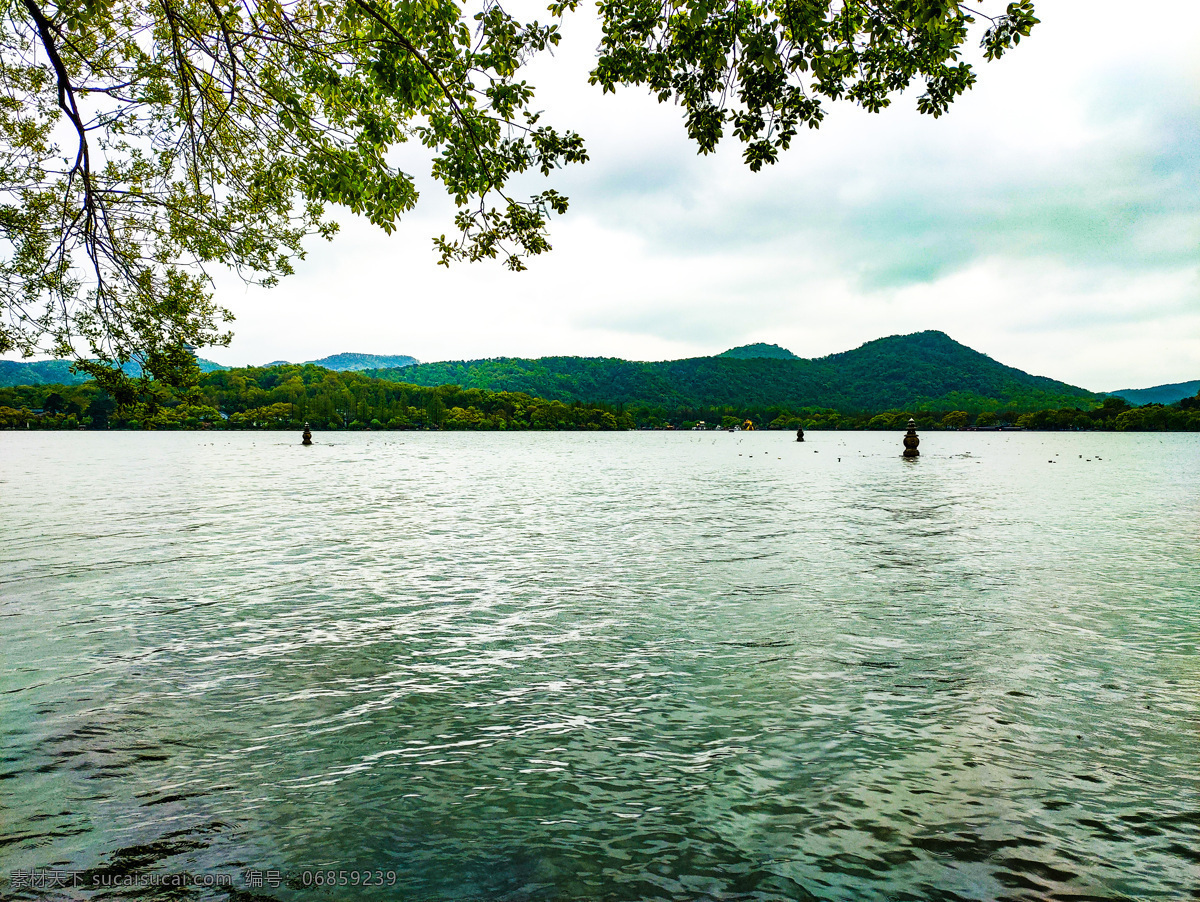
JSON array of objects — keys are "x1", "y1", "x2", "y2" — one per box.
[{"x1": 1, "y1": 430, "x2": 1198, "y2": 901}]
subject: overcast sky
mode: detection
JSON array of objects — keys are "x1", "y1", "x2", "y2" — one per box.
[{"x1": 207, "y1": 0, "x2": 1199, "y2": 392}]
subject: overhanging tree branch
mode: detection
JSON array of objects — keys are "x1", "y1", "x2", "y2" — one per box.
[{"x1": 0, "y1": 0, "x2": 1033, "y2": 386}]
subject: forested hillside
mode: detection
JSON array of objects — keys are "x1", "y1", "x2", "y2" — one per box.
[
  {"x1": 816, "y1": 331, "x2": 1099, "y2": 411},
  {"x1": 2, "y1": 365, "x2": 1196, "y2": 432},
  {"x1": 9, "y1": 332, "x2": 1195, "y2": 432},
  {"x1": 369, "y1": 331, "x2": 1100, "y2": 413}
]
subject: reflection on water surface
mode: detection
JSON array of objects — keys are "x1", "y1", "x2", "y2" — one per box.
[{"x1": 1, "y1": 430, "x2": 1198, "y2": 900}]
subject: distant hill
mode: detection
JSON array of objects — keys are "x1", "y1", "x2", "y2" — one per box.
[
  {"x1": 260, "y1": 352, "x2": 418, "y2": 371},
  {"x1": 1107, "y1": 380, "x2": 1199, "y2": 406},
  {"x1": 2, "y1": 336, "x2": 1139, "y2": 413},
  {"x1": 368, "y1": 331, "x2": 1101, "y2": 413},
  {"x1": 0, "y1": 357, "x2": 227, "y2": 387},
  {"x1": 718, "y1": 342, "x2": 798, "y2": 360},
  {"x1": 308, "y1": 352, "x2": 418, "y2": 371}
]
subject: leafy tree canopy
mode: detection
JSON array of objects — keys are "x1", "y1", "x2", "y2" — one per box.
[{"x1": 1, "y1": 0, "x2": 1037, "y2": 389}]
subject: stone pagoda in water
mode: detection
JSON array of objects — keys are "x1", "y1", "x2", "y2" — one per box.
[{"x1": 902, "y1": 418, "x2": 919, "y2": 458}]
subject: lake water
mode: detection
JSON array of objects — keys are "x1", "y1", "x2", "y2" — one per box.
[{"x1": 1, "y1": 430, "x2": 1198, "y2": 901}]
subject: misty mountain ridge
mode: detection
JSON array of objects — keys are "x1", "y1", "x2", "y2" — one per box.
[
  {"x1": 264, "y1": 352, "x2": 420, "y2": 371},
  {"x1": 0, "y1": 352, "x2": 416, "y2": 387},
  {"x1": 1106, "y1": 380, "x2": 1200, "y2": 406},
  {"x1": 0, "y1": 357, "x2": 229, "y2": 387}
]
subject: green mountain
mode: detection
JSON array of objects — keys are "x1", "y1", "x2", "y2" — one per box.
[
  {"x1": 718, "y1": 342, "x2": 798, "y2": 360},
  {"x1": 1108, "y1": 380, "x2": 1199, "y2": 406},
  {"x1": 0, "y1": 333, "x2": 1110, "y2": 413},
  {"x1": 367, "y1": 331, "x2": 1100, "y2": 413},
  {"x1": 0, "y1": 357, "x2": 228, "y2": 387},
  {"x1": 7, "y1": 359, "x2": 1195, "y2": 432}
]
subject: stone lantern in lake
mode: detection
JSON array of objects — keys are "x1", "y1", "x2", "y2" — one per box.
[
  {"x1": 902, "y1": 418, "x2": 919, "y2": 458},
  {"x1": 302, "y1": 423, "x2": 312, "y2": 446}
]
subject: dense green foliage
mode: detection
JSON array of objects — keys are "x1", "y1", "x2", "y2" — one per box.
[
  {"x1": 0, "y1": 366, "x2": 633, "y2": 430},
  {"x1": 4, "y1": 369, "x2": 1197, "y2": 433},
  {"x1": 369, "y1": 331, "x2": 1101, "y2": 413},
  {"x1": 3, "y1": 0, "x2": 1035, "y2": 386},
  {"x1": 717, "y1": 342, "x2": 798, "y2": 360},
  {"x1": 615, "y1": 395, "x2": 1200, "y2": 432}
]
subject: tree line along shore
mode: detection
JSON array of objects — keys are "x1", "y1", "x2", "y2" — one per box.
[{"x1": 2, "y1": 365, "x2": 1198, "y2": 433}]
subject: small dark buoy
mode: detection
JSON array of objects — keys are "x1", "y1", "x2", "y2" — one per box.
[
  {"x1": 302, "y1": 423, "x2": 313, "y2": 446},
  {"x1": 902, "y1": 418, "x2": 919, "y2": 458},
  {"x1": 796, "y1": 427, "x2": 805, "y2": 442}
]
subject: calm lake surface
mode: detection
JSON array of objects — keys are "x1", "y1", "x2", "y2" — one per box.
[{"x1": 1, "y1": 430, "x2": 1198, "y2": 901}]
